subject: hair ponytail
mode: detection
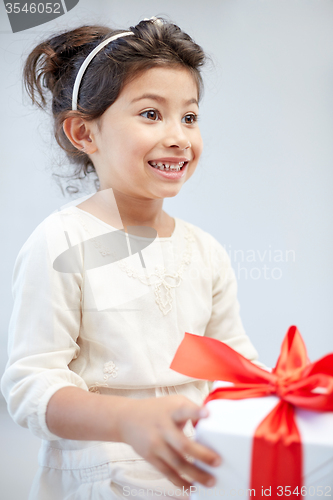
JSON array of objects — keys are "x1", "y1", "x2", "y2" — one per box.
[{"x1": 23, "y1": 26, "x2": 110, "y2": 109}]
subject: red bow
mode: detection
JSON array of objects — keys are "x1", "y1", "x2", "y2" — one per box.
[{"x1": 170, "y1": 326, "x2": 333, "y2": 497}]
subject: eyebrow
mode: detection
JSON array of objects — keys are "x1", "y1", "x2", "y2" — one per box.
[{"x1": 131, "y1": 93, "x2": 199, "y2": 106}]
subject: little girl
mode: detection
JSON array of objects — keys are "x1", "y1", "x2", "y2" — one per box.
[{"x1": 1, "y1": 17, "x2": 261, "y2": 499}]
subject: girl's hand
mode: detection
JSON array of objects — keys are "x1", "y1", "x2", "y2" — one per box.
[{"x1": 118, "y1": 395, "x2": 221, "y2": 488}]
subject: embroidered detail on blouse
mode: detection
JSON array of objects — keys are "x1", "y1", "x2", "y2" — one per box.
[
  {"x1": 71, "y1": 209, "x2": 195, "y2": 315},
  {"x1": 103, "y1": 360, "x2": 118, "y2": 379},
  {"x1": 117, "y1": 224, "x2": 193, "y2": 315},
  {"x1": 88, "y1": 386, "x2": 101, "y2": 394},
  {"x1": 88, "y1": 360, "x2": 119, "y2": 394}
]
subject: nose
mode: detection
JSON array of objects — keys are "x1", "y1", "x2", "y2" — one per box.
[{"x1": 162, "y1": 122, "x2": 191, "y2": 150}]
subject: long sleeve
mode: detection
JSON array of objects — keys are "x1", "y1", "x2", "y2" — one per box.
[
  {"x1": 1, "y1": 214, "x2": 88, "y2": 440},
  {"x1": 204, "y1": 236, "x2": 260, "y2": 363}
]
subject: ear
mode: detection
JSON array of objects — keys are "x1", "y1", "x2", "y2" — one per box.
[{"x1": 63, "y1": 117, "x2": 98, "y2": 154}]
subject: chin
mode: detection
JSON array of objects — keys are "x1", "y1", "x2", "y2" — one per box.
[{"x1": 157, "y1": 185, "x2": 184, "y2": 199}]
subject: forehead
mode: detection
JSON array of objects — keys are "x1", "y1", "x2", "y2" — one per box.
[{"x1": 118, "y1": 66, "x2": 199, "y2": 104}]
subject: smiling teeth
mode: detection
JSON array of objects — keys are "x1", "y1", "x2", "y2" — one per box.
[{"x1": 150, "y1": 161, "x2": 185, "y2": 171}]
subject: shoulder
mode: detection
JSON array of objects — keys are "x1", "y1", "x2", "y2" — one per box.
[
  {"x1": 18, "y1": 208, "x2": 77, "y2": 251},
  {"x1": 174, "y1": 217, "x2": 233, "y2": 284},
  {"x1": 174, "y1": 217, "x2": 230, "y2": 261},
  {"x1": 14, "y1": 197, "x2": 92, "y2": 266}
]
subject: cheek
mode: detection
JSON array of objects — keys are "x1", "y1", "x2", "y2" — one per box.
[
  {"x1": 193, "y1": 132, "x2": 204, "y2": 159},
  {"x1": 124, "y1": 126, "x2": 155, "y2": 154},
  {"x1": 117, "y1": 141, "x2": 149, "y2": 175}
]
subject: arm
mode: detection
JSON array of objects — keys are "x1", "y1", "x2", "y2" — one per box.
[
  {"x1": 1, "y1": 215, "x2": 88, "y2": 440},
  {"x1": 205, "y1": 236, "x2": 266, "y2": 367},
  {"x1": 46, "y1": 386, "x2": 221, "y2": 488}
]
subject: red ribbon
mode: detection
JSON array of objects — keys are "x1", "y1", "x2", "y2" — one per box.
[{"x1": 170, "y1": 326, "x2": 333, "y2": 497}]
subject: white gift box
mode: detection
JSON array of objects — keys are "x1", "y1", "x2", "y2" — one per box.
[{"x1": 191, "y1": 381, "x2": 333, "y2": 500}]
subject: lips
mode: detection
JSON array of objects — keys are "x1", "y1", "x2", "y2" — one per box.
[
  {"x1": 148, "y1": 158, "x2": 190, "y2": 172},
  {"x1": 149, "y1": 161, "x2": 184, "y2": 171},
  {"x1": 147, "y1": 159, "x2": 189, "y2": 179}
]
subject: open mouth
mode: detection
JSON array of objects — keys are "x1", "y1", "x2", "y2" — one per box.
[{"x1": 148, "y1": 161, "x2": 188, "y2": 171}]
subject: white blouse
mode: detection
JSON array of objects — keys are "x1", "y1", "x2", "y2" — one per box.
[{"x1": 1, "y1": 197, "x2": 260, "y2": 450}]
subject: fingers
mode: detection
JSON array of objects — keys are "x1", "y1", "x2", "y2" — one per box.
[
  {"x1": 151, "y1": 456, "x2": 193, "y2": 488},
  {"x1": 168, "y1": 400, "x2": 221, "y2": 485},
  {"x1": 172, "y1": 402, "x2": 209, "y2": 426},
  {"x1": 165, "y1": 427, "x2": 221, "y2": 470},
  {"x1": 119, "y1": 396, "x2": 221, "y2": 489},
  {"x1": 156, "y1": 441, "x2": 218, "y2": 488}
]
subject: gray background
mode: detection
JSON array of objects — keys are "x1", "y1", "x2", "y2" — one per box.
[{"x1": 1, "y1": 0, "x2": 333, "y2": 498}]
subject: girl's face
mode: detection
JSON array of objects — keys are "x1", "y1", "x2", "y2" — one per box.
[{"x1": 89, "y1": 66, "x2": 203, "y2": 200}]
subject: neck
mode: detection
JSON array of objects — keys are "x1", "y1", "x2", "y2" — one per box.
[
  {"x1": 111, "y1": 189, "x2": 165, "y2": 228},
  {"x1": 88, "y1": 187, "x2": 174, "y2": 237}
]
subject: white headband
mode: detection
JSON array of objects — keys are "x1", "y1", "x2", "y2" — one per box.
[{"x1": 71, "y1": 31, "x2": 134, "y2": 111}]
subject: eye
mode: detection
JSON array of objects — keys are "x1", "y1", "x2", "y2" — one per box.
[
  {"x1": 182, "y1": 113, "x2": 198, "y2": 124},
  {"x1": 140, "y1": 109, "x2": 160, "y2": 121}
]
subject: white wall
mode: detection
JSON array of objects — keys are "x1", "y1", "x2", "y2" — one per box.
[{"x1": 1, "y1": 0, "x2": 332, "y2": 380}]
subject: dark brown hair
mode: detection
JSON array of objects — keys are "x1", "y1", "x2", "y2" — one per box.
[{"x1": 23, "y1": 18, "x2": 206, "y2": 194}]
